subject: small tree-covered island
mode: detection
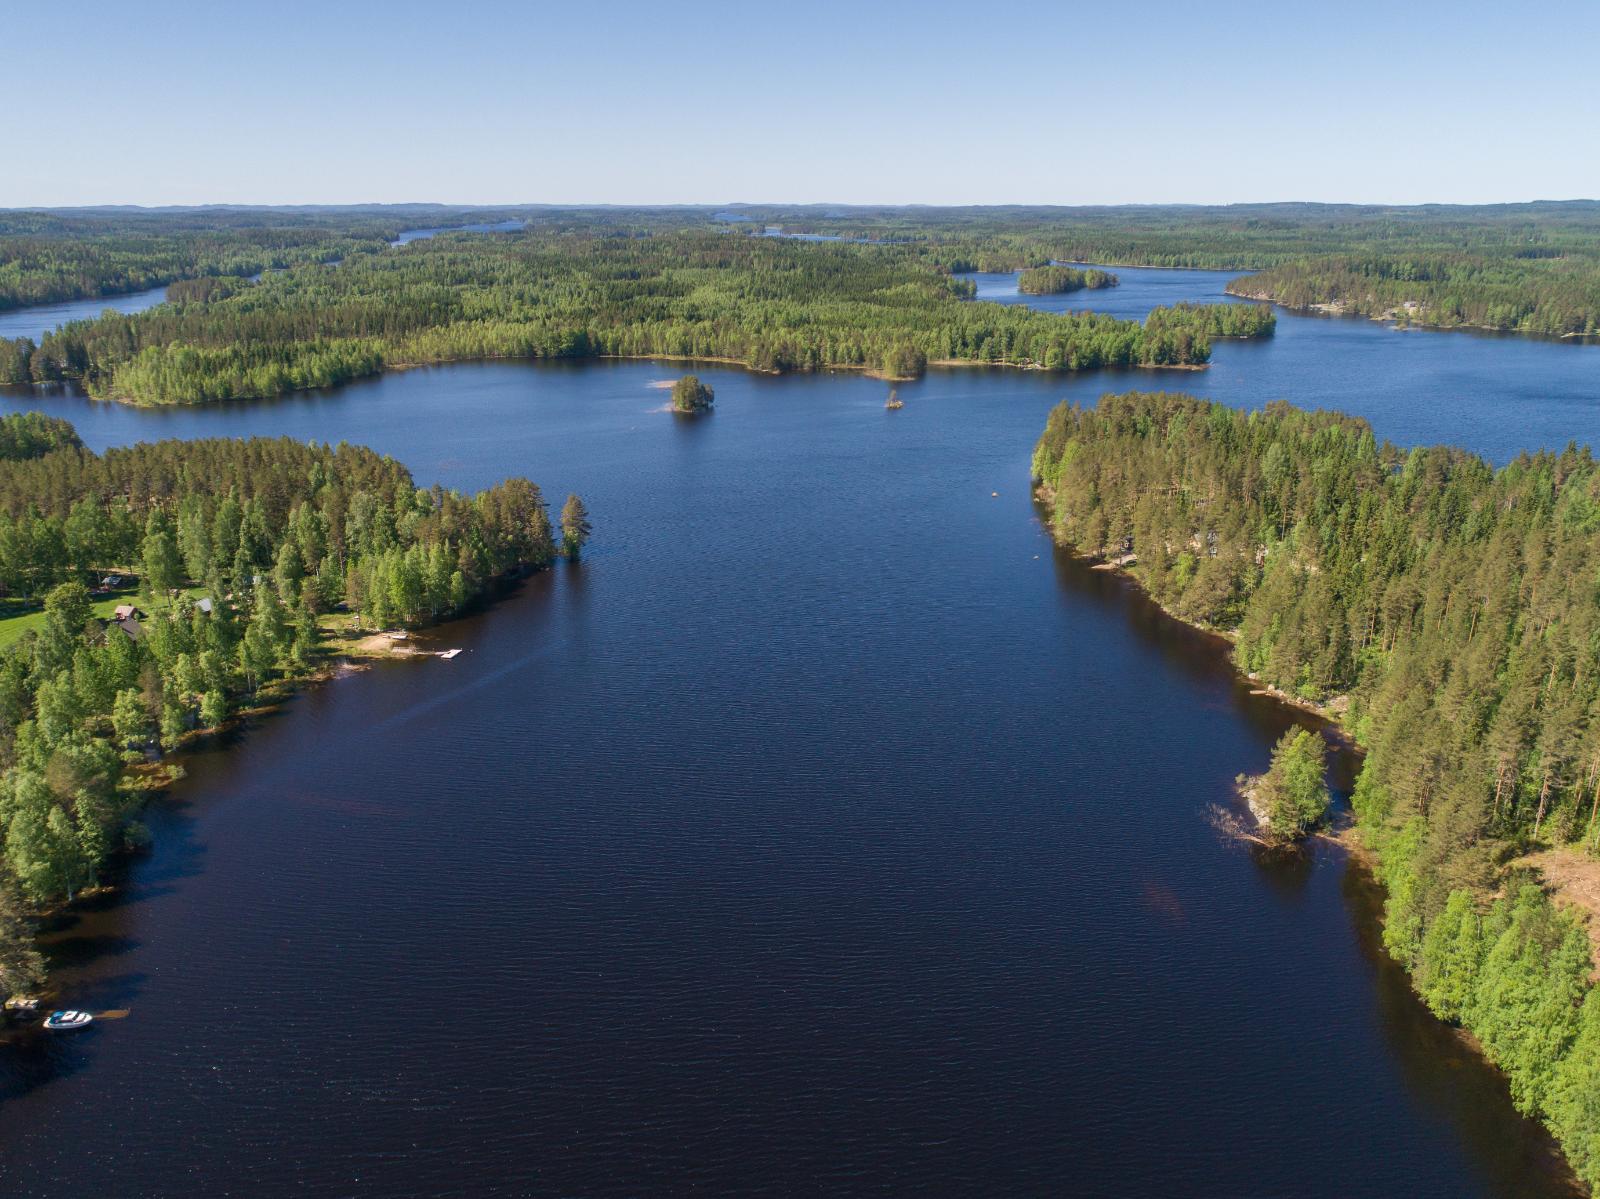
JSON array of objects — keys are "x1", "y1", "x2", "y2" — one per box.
[
  {"x1": 670, "y1": 374, "x2": 714, "y2": 413},
  {"x1": 1034, "y1": 390, "x2": 1600, "y2": 1189},
  {"x1": 1017, "y1": 265, "x2": 1117, "y2": 295},
  {"x1": 0, "y1": 413, "x2": 585, "y2": 1002},
  {"x1": 1240, "y1": 727, "x2": 1331, "y2": 842}
]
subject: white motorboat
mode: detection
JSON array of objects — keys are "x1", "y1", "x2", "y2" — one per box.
[{"x1": 42, "y1": 1010, "x2": 93, "y2": 1032}]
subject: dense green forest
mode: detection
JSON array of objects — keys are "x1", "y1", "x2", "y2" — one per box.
[
  {"x1": 0, "y1": 220, "x2": 380, "y2": 311},
  {"x1": 738, "y1": 204, "x2": 1600, "y2": 340},
  {"x1": 0, "y1": 414, "x2": 576, "y2": 1001},
  {"x1": 1033, "y1": 391, "x2": 1600, "y2": 1191},
  {"x1": 742, "y1": 204, "x2": 1600, "y2": 342},
  {"x1": 0, "y1": 233, "x2": 1245, "y2": 402},
  {"x1": 1017, "y1": 266, "x2": 1116, "y2": 295},
  {"x1": 1228, "y1": 255, "x2": 1600, "y2": 337},
  {"x1": 0, "y1": 412, "x2": 81, "y2": 462},
  {"x1": 5, "y1": 202, "x2": 1595, "y2": 403},
  {"x1": 1143, "y1": 301, "x2": 1276, "y2": 342},
  {"x1": 720, "y1": 201, "x2": 1600, "y2": 271},
  {"x1": 8, "y1": 203, "x2": 1600, "y2": 285},
  {"x1": 0, "y1": 206, "x2": 538, "y2": 310}
]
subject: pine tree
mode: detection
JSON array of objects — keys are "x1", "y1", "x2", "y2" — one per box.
[
  {"x1": 0, "y1": 876, "x2": 44, "y2": 1002},
  {"x1": 560, "y1": 494, "x2": 592, "y2": 558},
  {"x1": 141, "y1": 508, "x2": 183, "y2": 601}
]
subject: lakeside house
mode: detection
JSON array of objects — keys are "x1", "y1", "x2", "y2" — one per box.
[
  {"x1": 99, "y1": 603, "x2": 148, "y2": 643},
  {"x1": 110, "y1": 615, "x2": 145, "y2": 643}
]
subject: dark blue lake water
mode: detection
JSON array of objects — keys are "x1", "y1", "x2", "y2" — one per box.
[
  {"x1": 967, "y1": 264, "x2": 1600, "y2": 462},
  {"x1": 0, "y1": 271, "x2": 1593, "y2": 1197}
]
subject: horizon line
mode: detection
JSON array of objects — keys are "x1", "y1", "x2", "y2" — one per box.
[{"x1": 4, "y1": 198, "x2": 1600, "y2": 213}]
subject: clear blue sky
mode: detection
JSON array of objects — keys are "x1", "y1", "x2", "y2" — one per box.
[{"x1": 9, "y1": 0, "x2": 1596, "y2": 207}]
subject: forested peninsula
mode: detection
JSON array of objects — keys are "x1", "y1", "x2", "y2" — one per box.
[
  {"x1": 1226, "y1": 255, "x2": 1600, "y2": 338},
  {"x1": 0, "y1": 233, "x2": 1251, "y2": 403},
  {"x1": 0, "y1": 414, "x2": 582, "y2": 1003},
  {"x1": 1033, "y1": 391, "x2": 1600, "y2": 1191},
  {"x1": 0, "y1": 210, "x2": 417, "y2": 311}
]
